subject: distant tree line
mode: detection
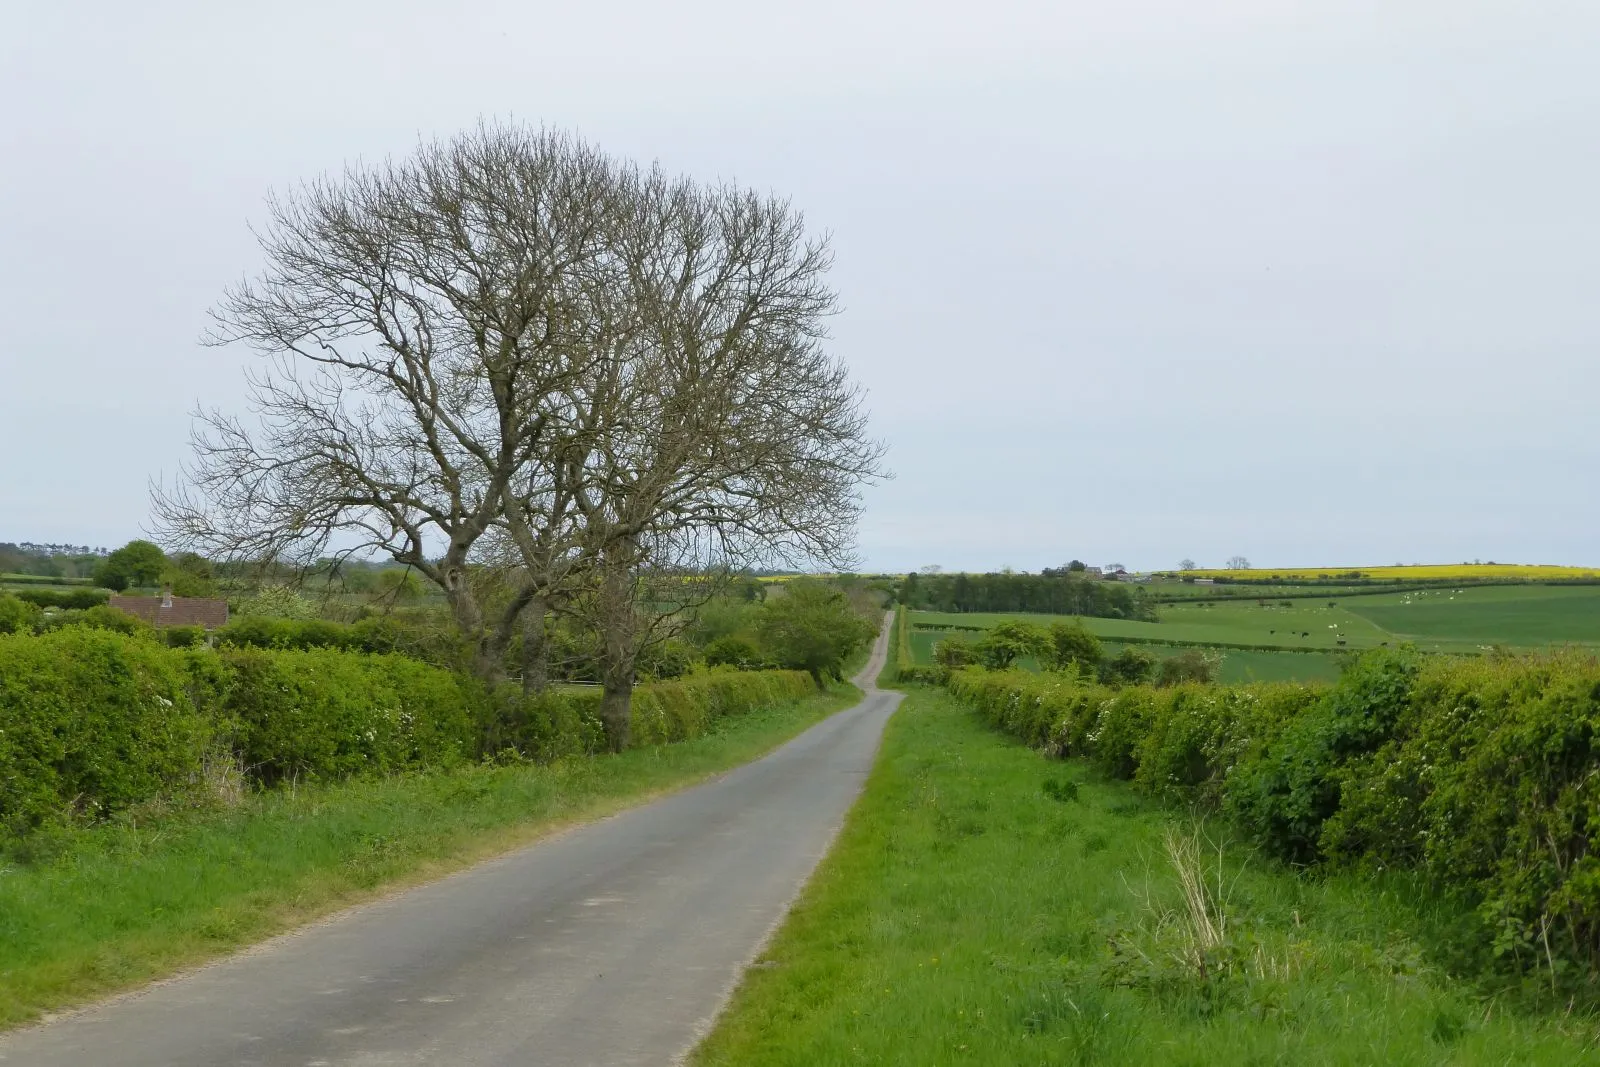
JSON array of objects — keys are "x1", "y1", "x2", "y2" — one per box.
[{"x1": 898, "y1": 571, "x2": 1154, "y2": 620}]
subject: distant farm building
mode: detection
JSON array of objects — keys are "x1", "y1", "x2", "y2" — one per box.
[{"x1": 108, "y1": 590, "x2": 229, "y2": 630}]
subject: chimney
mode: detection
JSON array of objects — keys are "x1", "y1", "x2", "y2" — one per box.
[{"x1": 161, "y1": 585, "x2": 173, "y2": 609}]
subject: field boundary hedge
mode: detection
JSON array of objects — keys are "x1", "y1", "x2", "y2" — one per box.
[
  {"x1": 0, "y1": 628, "x2": 816, "y2": 842},
  {"x1": 892, "y1": 608, "x2": 940, "y2": 685},
  {"x1": 0, "y1": 574, "x2": 97, "y2": 588},
  {"x1": 944, "y1": 651, "x2": 1600, "y2": 991},
  {"x1": 911, "y1": 621, "x2": 1361, "y2": 656},
  {"x1": 11, "y1": 588, "x2": 111, "y2": 610}
]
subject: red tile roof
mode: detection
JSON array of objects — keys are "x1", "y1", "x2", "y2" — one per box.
[{"x1": 108, "y1": 596, "x2": 230, "y2": 630}]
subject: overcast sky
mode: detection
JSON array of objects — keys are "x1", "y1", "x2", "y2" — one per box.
[{"x1": 3, "y1": 1, "x2": 1596, "y2": 572}]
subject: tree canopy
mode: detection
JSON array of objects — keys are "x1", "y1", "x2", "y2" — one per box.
[
  {"x1": 93, "y1": 540, "x2": 167, "y2": 592},
  {"x1": 755, "y1": 580, "x2": 876, "y2": 686},
  {"x1": 154, "y1": 123, "x2": 884, "y2": 746}
]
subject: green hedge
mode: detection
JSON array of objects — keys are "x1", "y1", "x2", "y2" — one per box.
[
  {"x1": 218, "y1": 647, "x2": 481, "y2": 785},
  {"x1": 12, "y1": 588, "x2": 110, "y2": 610},
  {"x1": 946, "y1": 650, "x2": 1600, "y2": 982},
  {"x1": 487, "y1": 669, "x2": 815, "y2": 760},
  {"x1": 0, "y1": 629, "x2": 214, "y2": 837},
  {"x1": 217, "y1": 614, "x2": 405, "y2": 654},
  {"x1": 0, "y1": 574, "x2": 96, "y2": 587},
  {"x1": 0, "y1": 628, "x2": 817, "y2": 841}
]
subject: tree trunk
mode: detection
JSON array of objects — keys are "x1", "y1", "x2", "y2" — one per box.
[
  {"x1": 472, "y1": 640, "x2": 507, "y2": 691},
  {"x1": 594, "y1": 547, "x2": 639, "y2": 753},
  {"x1": 438, "y1": 561, "x2": 507, "y2": 689},
  {"x1": 522, "y1": 599, "x2": 549, "y2": 696},
  {"x1": 600, "y1": 673, "x2": 633, "y2": 753}
]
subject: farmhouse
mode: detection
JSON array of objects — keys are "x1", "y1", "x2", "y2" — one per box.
[{"x1": 108, "y1": 589, "x2": 229, "y2": 629}]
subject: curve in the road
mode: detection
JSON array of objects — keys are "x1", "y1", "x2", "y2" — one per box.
[{"x1": 0, "y1": 616, "x2": 902, "y2": 1067}]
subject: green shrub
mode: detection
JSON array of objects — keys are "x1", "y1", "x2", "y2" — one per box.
[
  {"x1": 933, "y1": 634, "x2": 977, "y2": 668},
  {"x1": 629, "y1": 669, "x2": 813, "y2": 747},
  {"x1": 0, "y1": 629, "x2": 212, "y2": 837},
  {"x1": 1226, "y1": 649, "x2": 1418, "y2": 863},
  {"x1": 1153, "y1": 648, "x2": 1219, "y2": 687},
  {"x1": 13, "y1": 588, "x2": 109, "y2": 610},
  {"x1": 482, "y1": 669, "x2": 815, "y2": 760},
  {"x1": 1319, "y1": 652, "x2": 1600, "y2": 970},
  {"x1": 1045, "y1": 620, "x2": 1103, "y2": 672},
  {"x1": 944, "y1": 649, "x2": 1600, "y2": 983},
  {"x1": 973, "y1": 621, "x2": 1049, "y2": 670},
  {"x1": 0, "y1": 593, "x2": 41, "y2": 635},
  {"x1": 161, "y1": 625, "x2": 207, "y2": 648},
  {"x1": 217, "y1": 647, "x2": 480, "y2": 784},
  {"x1": 0, "y1": 624, "x2": 820, "y2": 850},
  {"x1": 216, "y1": 615, "x2": 352, "y2": 650},
  {"x1": 1101, "y1": 645, "x2": 1155, "y2": 685},
  {"x1": 35, "y1": 604, "x2": 152, "y2": 636},
  {"x1": 704, "y1": 635, "x2": 765, "y2": 669},
  {"x1": 638, "y1": 637, "x2": 701, "y2": 680}
]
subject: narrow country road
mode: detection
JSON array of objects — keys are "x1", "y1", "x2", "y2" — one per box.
[{"x1": 0, "y1": 617, "x2": 902, "y2": 1067}]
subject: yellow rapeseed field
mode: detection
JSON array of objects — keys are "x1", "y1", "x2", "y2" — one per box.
[{"x1": 1178, "y1": 564, "x2": 1600, "y2": 581}]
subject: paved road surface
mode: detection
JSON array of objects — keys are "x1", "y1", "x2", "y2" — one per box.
[{"x1": 0, "y1": 617, "x2": 901, "y2": 1066}]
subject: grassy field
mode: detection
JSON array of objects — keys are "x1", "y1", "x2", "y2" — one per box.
[
  {"x1": 1178, "y1": 564, "x2": 1600, "y2": 582},
  {"x1": 1345, "y1": 584, "x2": 1600, "y2": 648},
  {"x1": 910, "y1": 582, "x2": 1600, "y2": 664},
  {"x1": 0, "y1": 683, "x2": 860, "y2": 1031},
  {"x1": 693, "y1": 687, "x2": 1600, "y2": 1065}
]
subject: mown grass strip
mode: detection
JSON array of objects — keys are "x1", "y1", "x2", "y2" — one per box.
[
  {"x1": 693, "y1": 687, "x2": 1600, "y2": 1066},
  {"x1": 0, "y1": 683, "x2": 859, "y2": 1030}
]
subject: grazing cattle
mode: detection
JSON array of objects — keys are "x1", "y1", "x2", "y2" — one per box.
[
  {"x1": 1301, "y1": 632, "x2": 1309, "y2": 638},
  {"x1": 1337, "y1": 639, "x2": 1347, "y2": 647}
]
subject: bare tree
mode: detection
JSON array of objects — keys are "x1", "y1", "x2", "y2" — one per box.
[
  {"x1": 554, "y1": 171, "x2": 886, "y2": 749},
  {"x1": 1226, "y1": 555, "x2": 1252, "y2": 571},
  {"x1": 157, "y1": 122, "x2": 885, "y2": 731},
  {"x1": 1179, "y1": 558, "x2": 1197, "y2": 571},
  {"x1": 155, "y1": 126, "x2": 627, "y2": 685}
]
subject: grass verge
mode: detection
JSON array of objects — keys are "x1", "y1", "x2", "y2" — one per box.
[
  {"x1": 0, "y1": 682, "x2": 860, "y2": 1030},
  {"x1": 693, "y1": 686, "x2": 1600, "y2": 1065}
]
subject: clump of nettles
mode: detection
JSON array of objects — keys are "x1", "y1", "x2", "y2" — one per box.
[{"x1": 1043, "y1": 777, "x2": 1080, "y2": 803}]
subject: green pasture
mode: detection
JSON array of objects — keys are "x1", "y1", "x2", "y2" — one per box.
[
  {"x1": 1345, "y1": 584, "x2": 1600, "y2": 649},
  {"x1": 911, "y1": 584, "x2": 1600, "y2": 660}
]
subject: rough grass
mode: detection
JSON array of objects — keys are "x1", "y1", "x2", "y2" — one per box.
[
  {"x1": 692, "y1": 687, "x2": 1600, "y2": 1065},
  {"x1": 0, "y1": 682, "x2": 860, "y2": 1031}
]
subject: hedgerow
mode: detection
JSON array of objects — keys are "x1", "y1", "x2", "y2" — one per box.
[
  {"x1": 945, "y1": 650, "x2": 1600, "y2": 984},
  {"x1": 0, "y1": 629, "x2": 213, "y2": 838},
  {"x1": 11, "y1": 588, "x2": 110, "y2": 610},
  {"x1": 891, "y1": 607, "x2": 941, "y2": 685},
  {"x1": 485, "y1": 669, "x2": 814, "y2": 760},
  {"x1": 0, "y1": 629, "x2": 817, "y2": 843}
]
